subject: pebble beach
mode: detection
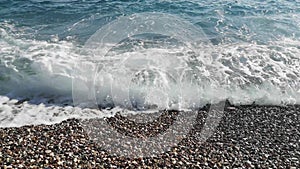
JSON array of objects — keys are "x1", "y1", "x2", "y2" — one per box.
[
  {"x1": 1, "y1": 0, "x2": 300, "y2": 168},
  {"x1": 1, "y1": 105, "x2": 299, "y2": 168}
]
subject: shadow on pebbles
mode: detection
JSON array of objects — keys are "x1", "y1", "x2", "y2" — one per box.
[{"x1": 0, "y1": 105, "x2": 299, "y2": 168}]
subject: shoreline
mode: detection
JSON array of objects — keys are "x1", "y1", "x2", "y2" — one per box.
[{"x1": 0, "y1": 105, "x2": 299, "y2": 168}]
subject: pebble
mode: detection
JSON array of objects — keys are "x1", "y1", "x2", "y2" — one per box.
[
  {"x1": 45, "y1": 150, "x2": 51, "y2": 154},
  {"x1": 0, "y1": 106, "x2": 299, "y2": 168}
]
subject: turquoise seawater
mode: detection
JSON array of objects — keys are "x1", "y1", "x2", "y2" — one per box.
[
  {"x1": 0, "y1": 0, "x2": 299, "y2": 107},
  {"x1": 1, "y1": 0, "x2": 299, "y2": 43}
]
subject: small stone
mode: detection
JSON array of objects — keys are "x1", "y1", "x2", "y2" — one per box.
[
  {"x1": 4, "y1": 165, "x2": 13, "y2": 169},
  {"x1": 171, "y1": 158, "x2": 176, "y2": 164},
  {"x1": 245, "y1": 160, "x2": 254, "y2": 168},
  {"x1": 6, "y1": 158, "x2": 11, "y2": 163},
  {"x1": 6, "y1": 150, "x2": 12, "y2": 155},
  {"x1": 18, "y1": 138, "x2": 23, "y2": 143},
  {"x1": 45, "y1": 150, "x2": 51, "y2": 154}
]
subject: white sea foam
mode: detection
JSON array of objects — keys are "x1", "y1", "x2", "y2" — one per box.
[{"x1": 0, "y1": 23, "x2": 299, "y2": 127}]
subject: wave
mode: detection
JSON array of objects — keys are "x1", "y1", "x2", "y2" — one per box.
[{"x1": 0, "y1": 22, "x2": 299, "y2": 108}]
